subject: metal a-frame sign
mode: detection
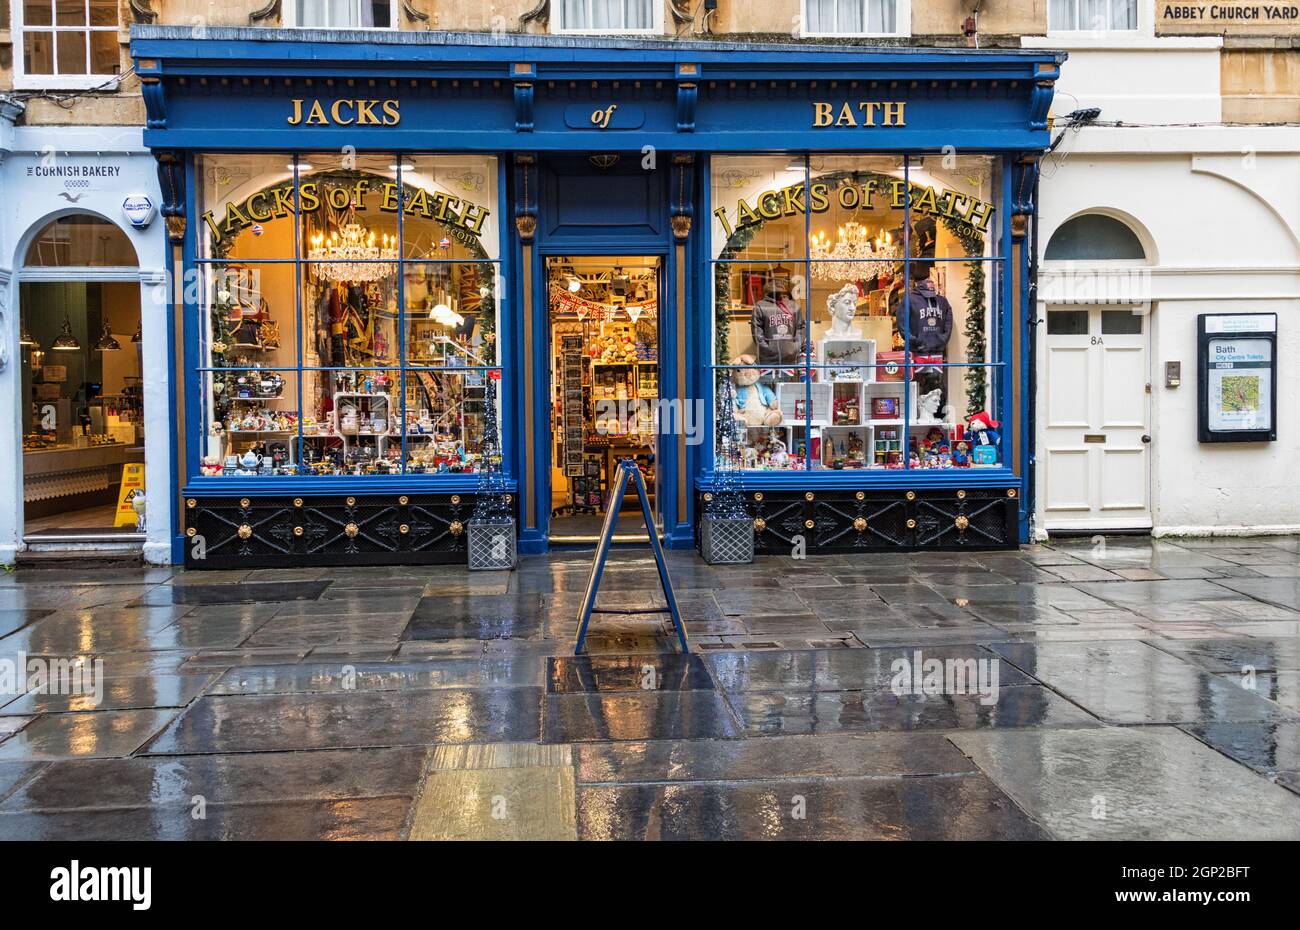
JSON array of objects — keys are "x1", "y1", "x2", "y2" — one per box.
[{"x1": 574, "y1": 459, "x2": 689, "y2": 655}]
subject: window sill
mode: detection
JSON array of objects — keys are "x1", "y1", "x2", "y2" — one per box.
[
  {"x1": 1023, "y1": 34, "x2": 1222, "y2": 51},
  {"x1": 11, "y1": 75, "x2": 125, "y2": 92},
  {"x1": 184, "y1": 474, "x2": 517, "y2": 495},
  {"x1": 696, "y1": 466, "x2": 1019, "y2": 491}
]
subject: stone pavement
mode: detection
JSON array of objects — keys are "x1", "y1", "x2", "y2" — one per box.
[{"x1": 1, "y1": 535, "x2": 1299, "y2": 840}]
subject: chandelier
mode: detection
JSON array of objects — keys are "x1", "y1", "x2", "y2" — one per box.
[
  {"x1": 810, "y1": 223, "x2": 899, "y2": 282},
  {"x1": 308, "y1": 217, "x2": 397, "y2": 283}
]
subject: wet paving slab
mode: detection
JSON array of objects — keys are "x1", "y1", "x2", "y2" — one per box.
[
  {"x1": 575, "y1": 774, "x2": 1051, "y2": 840},
  {"x1": 990, "y1": 640, "x2": 1297, "y2": 725},
  {"x1": 0, "y1": 709, "x2": 178, "y2": 761},
  {"x1": 948, "y1": 726, "x2": 1300, "y2": 840},
  {"x1": 705, "y1": 646, "x2": 1036, "y2": 693},
  {"x1": 0, "y1": 609, "x2": 54, "y2": 638},
  {"x1": 0, "y1": 797, "x2": 412, "y2": 841},
  {"x1": 132, "y1": 581, "x2": 331, "y2": 607},
  {"x1": 1180, "y1": 719, "x2": 1300, "y2": 790},
  {"x1": 542, "y1": 691, "x2": 740, "y2": 742},
  {"x1": 546, "y1": 654, "x2": 714, "y2": 693},
  {"x1": 0, "y1": 747, "x2": 429, "y2": 811},
  {"x1": 209, "y1": 658, "x2": 542, "y2": 695},
  {"x1": 1148, "y1": 636, "x2": 1300, "y2": 673},
  {"x1": 570, "y1": 732, "x2": 981, "y2": 783},
  {"x1": 144, "y1": 688, "x2": 544, "y2": 754},
  {"x1": 0, "y1": 673, "x2": 217, "y2": 715},
  {"x1": 0, "y1": 762, "x2": 43, "y2": 804},
  {"x1": 730, "y1": 684, "x2": 1099, "y2": 736}
]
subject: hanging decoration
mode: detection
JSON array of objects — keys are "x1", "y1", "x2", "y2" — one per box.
[{"x1": 548, "y1": 284, "x2": 657, "y2": 322}]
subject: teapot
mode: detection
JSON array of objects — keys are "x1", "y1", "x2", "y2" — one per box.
[{"x1": 240, "y1": 450, "x2": 262, "y2": 470}]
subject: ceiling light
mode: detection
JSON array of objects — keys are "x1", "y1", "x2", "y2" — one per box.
[
  {"x1": 95, "y1": 319, "x2": 121, "y2": 351},
  {"x1": 52, "y1": 317, "x2": 81, "y2": 351}
]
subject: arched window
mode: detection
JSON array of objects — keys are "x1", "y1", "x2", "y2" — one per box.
[
  {"x1": 24, "y1": 215, "x2": 138, "y2": 268},
  {"x1": 1045, "y1": 214, "x2": 1145, "y2": 262}
]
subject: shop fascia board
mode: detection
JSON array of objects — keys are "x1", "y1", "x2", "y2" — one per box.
[
  {"x1": 9, "y1": 125, "x2": 148, "y2": 156},
  {"x1": 1051, "y1": 126, "x2": 1300, "y2": 154},
  {"x1": 132, "y1": 27, "x2": 1062, "y2": 83}
]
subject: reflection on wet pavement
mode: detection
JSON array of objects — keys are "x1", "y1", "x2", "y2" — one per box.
[{"x1": 0, "y1": 535, "x2": 1298, "y2": 839}]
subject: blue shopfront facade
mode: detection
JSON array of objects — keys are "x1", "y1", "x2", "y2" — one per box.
[{"x1": 131, "y1": 26, "x2": 1062, "y2": 567}]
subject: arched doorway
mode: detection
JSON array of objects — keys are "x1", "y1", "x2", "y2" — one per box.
[{"x1": 17, "y1": 213, "x2": 147, "y2": 542}]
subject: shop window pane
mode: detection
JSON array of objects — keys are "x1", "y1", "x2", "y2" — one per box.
[
  {"x1": 302, "y1": 264, "x2": 398, "y2": 369},
  {"x1": 905, "y1": 364, "x2": 1002, "y2": 470},
  {"x1": 300, "y1": 368, "x2": 406, "y2": 475},
  {"x1": 23, "y1": 31, "x2": 54, "y2": 74},
  {"x1": 711, "y1": 155, "x2": 810, "y2": 263},
  {"x1": 716, "y1": 367, "x2": 812, "y2": 471},
  {"x1": 399, "y1": 155, "x2": 499, "y2": 261},
  {"x1": 1101, "y1": 309, "x2": 1143, "y2": 334},
  {"x1": 204, "y1": 369, "x2": 300, "y2": 477},
  {"x1": 402, "y1": 263, "x2": 499, "y2": 368},
  {"x1": 713, "y1": 262, "x2": 807, "y2": 367},
  {"x1": 24, "y1": 0, "x2": 53, "y2": 26},
  {"x1": 55, "y1": 30, "x2": 86, "y2": 74},
  {"x1": 298, "y1": 153, "x2": 399, "y2": 265},
  {"x1": 24, "y1": 214, "x2": 136, "y2": 267},
  {"x1": 89, "y1": 29, "x2": 117, "y2": 75},
  {"x1": 55, "y1": 0, "x2": 85, "y2": 25},
  {"x1": 910, "y1": 154, "x2": 1000, "y2": 258},
  {"x1": 88, "y1": 0, "x2": 115, "y2": 24},
  {"x1": 1046, "y1": 310, "x2": 1088, "y2": 335},
  {"x1": 201, "y1": 263, "x2": 298, "y2": 372},
  {"x1": 297, "y1": 0, "x2": 386, "y2": 28},
  {"x1": 400, "y1": 369, "x2": 496, "y2": 474},
  {"x1": 196, "y1": 154, "x2": 297, "y2": 260}
]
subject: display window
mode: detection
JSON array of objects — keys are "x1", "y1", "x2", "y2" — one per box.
[
  {"x1": 710, "y1": 153, "x2": 1004, "y2": 473},
  {"x1": 193, "y1": 153, "x2": 500, "y2": 479}
]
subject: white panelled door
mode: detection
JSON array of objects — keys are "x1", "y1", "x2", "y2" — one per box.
[{"x1": 1042, "y1": 305, "x2": 1152, "y2": 530}]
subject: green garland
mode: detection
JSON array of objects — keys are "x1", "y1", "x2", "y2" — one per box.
[{"x1": 713, "y1": 169, "x2": 989, "y2": 416}]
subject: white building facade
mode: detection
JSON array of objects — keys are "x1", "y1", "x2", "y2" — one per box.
[
  {"x1": 1029, "y1": 14, "x2": 1300, "y2": 538},
  {"x1": 0, "y1": 114, "x2": 174, "y2": 563}
]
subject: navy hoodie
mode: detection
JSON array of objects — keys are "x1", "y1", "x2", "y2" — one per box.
[{"x1": 894, "y1": 281, "x2": 953, "y2": 355}]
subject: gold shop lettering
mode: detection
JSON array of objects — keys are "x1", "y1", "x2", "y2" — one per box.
[
  {"x1": 812, "y1": 101, "x2": 907, "y2": 128},
  {"x1": 201, "y1": 180, "x2": 489, "y2": 241},
  {"x1": 287, "y1": 98, "x2": 401, "y2": 126},
  {"x1": 714, "y1": 178, "x2": 996, "y2": 238}
]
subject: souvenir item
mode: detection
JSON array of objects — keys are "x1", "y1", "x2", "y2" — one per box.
[
  {"x1": 826, "y1": 283, "x2": 864, "y2": 339},
  {"x1": 918, "y1": 388, "x2": 943, "y2": 421},
  {"x1": 731, "y1": 354, "x2": 782, "y2": 427}
]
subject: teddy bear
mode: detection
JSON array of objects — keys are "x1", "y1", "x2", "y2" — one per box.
[{"x1": 731, "y1": 354, "x2": 783, "y2": 427}]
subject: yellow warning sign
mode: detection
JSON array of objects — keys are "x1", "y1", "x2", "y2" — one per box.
[{"x1": 114, "y1": 463, "x2": 146, "y2": 528}]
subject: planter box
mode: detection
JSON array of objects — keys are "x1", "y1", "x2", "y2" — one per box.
[
  {"x1": 467, "y1": 519, "x2": 517, "y2": 571},
  {"x1": 700, "y1": 515, "x2": 755, "y2": 565}
]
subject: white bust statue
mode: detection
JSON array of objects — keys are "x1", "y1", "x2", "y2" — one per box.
[{"x1": 826, "y1": 283, "x2": 862, "y2": 339}]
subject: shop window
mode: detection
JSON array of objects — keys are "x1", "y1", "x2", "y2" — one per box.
[
  {"x1": 25, "y1": 214, "x2": 137, "y2": 267},
  {"x1": 711, "y1": 153, "x2": 1005, "y2": 473},
  {"x1": 287, "y1": 0, "x2": 395, "y2": 28},
  {"x1": 1045, "y1": 214, "x2": 1145, "y2": 261},
  {"x1": 802, "y1": 0, "x2": 907, "y2": 37},
  {"x1": 194, "y1": 153, "x2": 500, "y2": 479},
  {"x1": 1048, "y1": 0, "x2": 1137, "y2": 32},
  {"x1": 12, "y1": 0, "x2": 120, "y2": 89},
  {"x1": 554, "y1": 0, "x2": 661, "y2": 34}
]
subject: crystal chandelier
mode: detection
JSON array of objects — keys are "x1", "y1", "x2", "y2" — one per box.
[
  {"x1": 308, "y1": 214, "x2": 397, "y2": 283},
  {"x1": 810, "y1": 223, "x2": 899, "y2": 282}
]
